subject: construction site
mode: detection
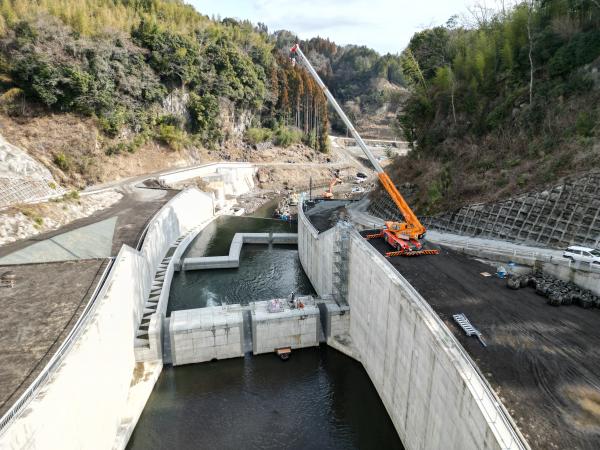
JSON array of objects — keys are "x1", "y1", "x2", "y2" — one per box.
[{"x1": 0, "y1": 40, "x2": 599, "y2": 450}]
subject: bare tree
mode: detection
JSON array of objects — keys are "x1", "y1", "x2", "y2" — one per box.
[{"x1": 526, "y1": 0, "x2": 535, "y2": 105}]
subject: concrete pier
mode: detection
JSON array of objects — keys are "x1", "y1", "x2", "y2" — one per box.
[
  {"x1": 169, "y1": 306, "x2": 244, "y2": 366},
  {"x1": 251, "y1": 299, "x2": 320, "y2": 355},
  {"x1": 180, "y1": 232, "x2": 297, "y2": 271}
]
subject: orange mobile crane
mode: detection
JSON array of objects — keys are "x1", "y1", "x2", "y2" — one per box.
[{"x1": 290, "y1": 44, "x2": 438, "y2": 257}]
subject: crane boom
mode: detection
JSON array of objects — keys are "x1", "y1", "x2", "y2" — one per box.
[{"x1": 290, "y1": 44, "x2": 427, "y2": 241}]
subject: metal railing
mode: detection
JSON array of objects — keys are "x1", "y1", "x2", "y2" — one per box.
[
  {"x1": 0, "y1": 258, "x2": 115, "y2": 437},
  {"x1": 438, "y1": 237, "x2": 600, "y2": 274}
]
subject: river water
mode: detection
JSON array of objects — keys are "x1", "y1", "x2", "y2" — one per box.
[{"x1": 127, "y1": 212, "x2": 403, "y2": 450}]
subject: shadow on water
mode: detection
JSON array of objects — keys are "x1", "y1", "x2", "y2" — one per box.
[{"x1": 126, "y1": 346, "x2": 404, "y2": 450}]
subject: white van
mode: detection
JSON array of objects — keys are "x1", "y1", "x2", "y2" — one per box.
[{"x1": 563, "y1": 246, "x2": 600, "y2": 264}]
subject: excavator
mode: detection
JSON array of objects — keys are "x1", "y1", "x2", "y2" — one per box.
[
  {"x1": 323, "y1": 170, "x2": 342, "y2": 199},
  {"x1": 290, "y1": 44, "x2": 438, "y2": 257}
]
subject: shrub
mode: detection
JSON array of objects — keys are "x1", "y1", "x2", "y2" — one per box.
[
  {"x1": 53, "y1": 152, "x2": 72, "y2": 171},
  {"x1": 273, "y1": 126, "x2": 301, "y2": 147},
  {"x1": 187, "y1": 92, "x2": 221, "y2": 146},
  {"x1": 575, "y1": 112, "x2": 595, "y2": 137},
  {"x1": 245, "y1": 127, "x2": 272, "y2": 145},
  {"x1": 156, "y1": 124, "x2": 187, "y2": 151}
]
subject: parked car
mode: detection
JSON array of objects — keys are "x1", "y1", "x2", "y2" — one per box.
[
  {"x1": 355, "y1": 172, "x2": 368, "y2": 183},
  {"x1": 563, "y1": 246, "x2": 600, "y2": 264},
  {"x1": 351, "y1": 186, "x2": 365, "y2": 194}
]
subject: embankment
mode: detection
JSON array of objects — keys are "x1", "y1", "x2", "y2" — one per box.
[{"x1": 0, "y1": 188, "x2": 215, "y2": 449}]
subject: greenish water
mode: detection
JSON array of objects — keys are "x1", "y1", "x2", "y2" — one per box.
[{"x1": 167, "y1": 215, "x2": 312, "y2": 315}]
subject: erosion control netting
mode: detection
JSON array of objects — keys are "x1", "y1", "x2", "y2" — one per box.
[{"x1": 507, "y1": 272, "x2": 600, "y2": 308}]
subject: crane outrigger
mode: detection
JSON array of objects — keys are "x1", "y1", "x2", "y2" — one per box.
[{"x1": 290, "y1": 44, "x2": 438, "y2": 257}]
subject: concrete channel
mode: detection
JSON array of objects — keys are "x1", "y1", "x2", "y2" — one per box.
[{"x1": 0, "y1": 161, "x2": 536, "y2": 450}]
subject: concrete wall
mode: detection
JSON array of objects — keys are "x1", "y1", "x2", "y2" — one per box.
[
  {"x1": 434, "y1": 236, "x2": 600, "y2": 296},
  {"x1": 0, "y1": 188, "x2": 216, "y2": 450},
  {"x1": 297, "y1": 201, "x2": 527, "y2": 450},
  {"x1": 170, "y1": 306, "x2": 244, "y2": 366},
  {"x1": 181, "y1": 232, "x2": 297, "y2": 271},
  {"x1": 157, "y1": 162, "x2": 256, "y2": 208},
  {"x1": 251, "y1": 300, "x2": 320, "y2": 355},
  {"x1": 0, "y1": 247, "x2": 145, "y2": 450},
  {"x1": 297, "y1": 202, "x2": 335, "y2": 298}
]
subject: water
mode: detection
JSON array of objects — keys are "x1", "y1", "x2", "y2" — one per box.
[
  {"x1": 129, "y1": 214, "x2": 403, "y2": 450},
  {"x1": 127, "y1": 347, "x2": 403, "y2": 450},
  {"x1": 167, "y1": 215, "x2": 312, "y2": 315}
]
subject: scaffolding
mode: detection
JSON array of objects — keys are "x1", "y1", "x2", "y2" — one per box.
[{"x1": 332, "y1": 221, "x2": 352, "y2": 305}]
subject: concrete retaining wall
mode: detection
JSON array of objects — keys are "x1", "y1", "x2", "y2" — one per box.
[
  {"x1": 0, "y1": 188, "x2": 216, "y2": 450},
  {"x1": 297, "y1": 203, "x2": 335, "y2": 297},
  {"x1": 157, "y1": 162, "x2": 255, "y2": 209},
  {"x1": 434, "y1": 236, "x2": 600, "y2": 297},
  {"x1": 0, "y1": 247, "x2": 145, "y2": 450},
  {"x1": 170, "y1": 306, "x2": 244, "y2": 366},
  {"x1": 297, "y1": 200, "x2": 527, "y2": 450},
  {"x1": 251, "y1": 300, "x2": 320, "y2": 355}
]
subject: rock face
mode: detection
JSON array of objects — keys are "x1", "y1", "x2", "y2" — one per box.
[
  {"x1": 0, "y1": 133, "x2": 65, "y2": 208},
  {"x1": 161, "y1": 88, "x2": 191, "y2": 124},
  {"x1": 219, "y1": 98, "x2": 253, "y2": 140},
  {"x1": 0, "y1": 134, "x2": 53, "y2": 180}
]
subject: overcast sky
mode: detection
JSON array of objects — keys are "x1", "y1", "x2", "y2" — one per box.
[{"x1": 189, "y1": 0, "x2": 472, "y2": 54}]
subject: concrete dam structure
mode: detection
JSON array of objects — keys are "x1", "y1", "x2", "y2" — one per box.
[
  {"x1": 0, "y1": 161, "x2": 535, "y2": 450},
  {"x1": 298, "y1": 199, "x2": 527, "y2": 450}
]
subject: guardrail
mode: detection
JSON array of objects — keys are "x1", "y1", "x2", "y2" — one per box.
[
  {"x1": 437, "y1": 238, "x2": 600, "y2": 274},
  {"x1": 0, "y1": 257, "x2": 115, "y2": 437}
]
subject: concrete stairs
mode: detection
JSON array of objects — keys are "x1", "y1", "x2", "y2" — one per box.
[{"x1": 134, "y1": 256, "x2": 171, "y2": 348}]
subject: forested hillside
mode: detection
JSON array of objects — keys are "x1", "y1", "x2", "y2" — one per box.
[
  {"x1": 393, "y1": 0, "x2": 600, "y2": 214},
  {"x1": 0, "y1": 0, "x2": 331, "y2": 184},
  {"x1": 274, "y1": 31, "x2": 407, "y2": 136}
]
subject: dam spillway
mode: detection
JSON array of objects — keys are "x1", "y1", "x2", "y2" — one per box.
[{"x1": 128, "y1": 213, "x2": 404, "y2": 449}]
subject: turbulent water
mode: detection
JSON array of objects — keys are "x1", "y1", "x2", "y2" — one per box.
[{"x1": 128, "y1": 213, "x2": 403, "y2": 450}]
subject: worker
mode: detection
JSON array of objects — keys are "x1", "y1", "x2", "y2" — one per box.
[{"x1": 290, "y1": 291, "x2": 296, "y2": 308}]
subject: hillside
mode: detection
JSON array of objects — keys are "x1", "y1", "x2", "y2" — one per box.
[
  {"x1": 0, "y1": 0, "x2": 333, "y2": 188},
  {"x1": 390, "y1": 0, "x2": 600, "y2": 214},
  {"x1": 273, "y1": 32, "x2": 407, "y2": 139}
]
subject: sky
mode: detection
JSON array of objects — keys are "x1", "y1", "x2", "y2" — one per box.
[{"x1": 189, "y1": 0, "x2": 472, "y2": 54}]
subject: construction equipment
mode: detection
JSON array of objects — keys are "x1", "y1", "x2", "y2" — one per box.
[
  {"x1": 290, "y1": 44, "x2": 438, "y2": 257},
  {"x1": 323, "y1": 170, "x2": 342, "y2": 199}
]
